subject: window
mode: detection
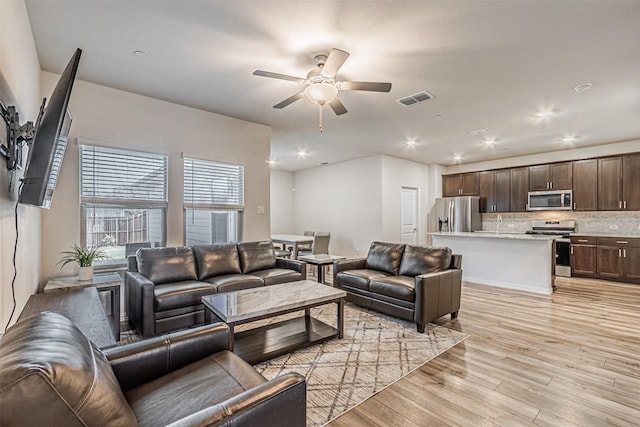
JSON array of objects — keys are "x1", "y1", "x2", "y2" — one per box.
[
  {"x1": 80, "y1": 145, "x2": 168, "y2": 263},
  {"x1": 183, "y1": 156, "x2": 244, "y2": 245}
]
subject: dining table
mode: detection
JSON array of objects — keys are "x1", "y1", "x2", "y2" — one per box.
[{"x1": 271, "y1": 234, "x2": 314, "y2": 260}]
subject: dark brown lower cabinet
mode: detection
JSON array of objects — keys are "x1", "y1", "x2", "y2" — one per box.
[
  {"x1": 596, "y1": 246, "x2": 622, "y2": 279},
  {"x1": 570, "y1": 244, "x2": 597, "y2": 277},
  {"x1": 622, "y1": 247, "x2": 640, "y2": 281}
]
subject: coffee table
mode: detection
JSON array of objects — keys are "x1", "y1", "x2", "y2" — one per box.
[{"x1": 201, "y1": 280, "x2": 346, "y2": 364}]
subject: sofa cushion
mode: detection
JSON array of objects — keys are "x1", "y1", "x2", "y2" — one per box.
[
  {"x1": 336, "y1": 269, "x2": 391, "y2": 291},
  {"x1": 193, "y1": 244, "x2": 242, "y2": 280},
  {"x1": 238, "y1": 241, "x2": 277, "y2": 274},
  {"x1": 370, "y1": 276, "x2": 415, "y2": 302},
  {"x1": 251, "y1": 268, "x2": 304, "y2": 286},
  {"x1": 126, "y1": 350, "x2": 265, "y2": 427},
  {"x1": 399, "y1": 246, "x2": 453, "y2": 277},
  {"x1": 365, "y1": 242, "x2": 406, "y2": 275},
  {"x1": 137, "y1": 247, "x2": 198, "y2": 285},
  {"x1": 154, "y1": 280, "x2": 217, "y2": 311},
  {"x1": 0, "y1": 312, "x2": 138, "y2": 427},
  {"x1": 203, "y1": 274, "x2": 265, "y2": 293}
]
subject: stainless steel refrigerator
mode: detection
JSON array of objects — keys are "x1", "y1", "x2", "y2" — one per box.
[{"x1": 431, "y1": 196, "x2": 481, "y2": 233}]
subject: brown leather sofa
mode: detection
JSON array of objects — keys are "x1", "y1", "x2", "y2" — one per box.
[
  {"x1": 127, "y1": 241, "x2": 306, "y2": 338},
  {"x1": 333, "y1": 241, "x2": 462, "y2": 332},
  {"x1": 0, "y1": 312, "x2": 306, "y2": 427}
]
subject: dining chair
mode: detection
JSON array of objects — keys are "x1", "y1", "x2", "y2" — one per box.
[
  {"x1": 286, "y1": 230, "x2": 314, "y2": 252},
  {"x1": 298, "y1": 232, "x2": 331, "y2": 276}
]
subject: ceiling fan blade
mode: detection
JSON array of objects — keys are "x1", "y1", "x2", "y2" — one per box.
[
  {"x1": 321, "y1": 49, "x2": 350, "y2": 78},
  {"x1": 340, "y1": 81, "x2": 392, "y2": 92},
  {"x1": 273, "y1": 92, "x2": 305, "y2": 109},
  {"x1": 329, "y1": 97, "x2": 348, "y2": 115},
  {"x1": 253, "y1": 70, "x2": 306, "y2": 83}
]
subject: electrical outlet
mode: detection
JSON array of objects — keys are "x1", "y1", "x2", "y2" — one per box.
[
  {"x1": 507, "y1": 223, "x2": 515, "y2": 228},
  {"x1": 609, "y1": 225, "x2": 619, "y2": 230}
]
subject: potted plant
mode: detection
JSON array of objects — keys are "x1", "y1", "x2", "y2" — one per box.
[{"x1": 59, "y1": 244, "x2": 109, "y2": 280}]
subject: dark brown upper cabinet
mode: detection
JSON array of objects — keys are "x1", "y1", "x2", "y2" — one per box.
[
  {"x1": 529, "y1": 162, "x2": 572, "y2": 191},
  {"x1": 442, "y1": 172, "x2": 479, "y2": 197},
  {"x1": 572, "y1": 159, "x2": 598, "y2": 211},
  {"x1": 598, "y1": 157, "x2": 623, "y2": 210},
  {"x1": 479, "y1": 170, "x2": 510, "y2": 212},
  {"x1": 623, "y1": 154, "x2": 640, "y2": 211},
  {"x1": 510, "y1": 167, "x2": 529, "y2": 212}
]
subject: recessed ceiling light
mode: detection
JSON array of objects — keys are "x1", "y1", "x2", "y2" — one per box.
[
  {"x1": 133, "y1": 50, "x2": 147, "y2": 58},
  {"x1": 405, "y1": 139, "x2": 417, "y2": 147},
  {"x1": 452, "y1": 154, "x2": 463, "y2": 162},
  {"x1": 561, "y1": 135, "x2": 577, "y2": 143},
  {"x1": 297, "y1": 149, "x2": 308, "y2": 157},
  {"x1": 267, "y1": 159, "x2": 276, "y2": 167},
  {"x1": 535, "y1": 110, "x2": 554, "y2": 119},
  {"x1": 574, "y1": 83, "x2": 592, "y2": 93},
  {"x1": 484, "y1": 138, "x2": 497, "y2": 145}
]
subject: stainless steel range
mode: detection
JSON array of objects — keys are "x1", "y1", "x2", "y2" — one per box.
[{"x1": 526, "y1": 220, "x2": 576, "y2": 277}]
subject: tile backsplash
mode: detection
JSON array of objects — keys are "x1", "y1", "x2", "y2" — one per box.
[{"x1": 482, "y1": 211, "x2": 640, "y2": 236}]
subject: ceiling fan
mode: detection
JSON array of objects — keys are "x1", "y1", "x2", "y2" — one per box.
[{"x1": 253, "y1": 48, "x2": 392, "y2": 132}]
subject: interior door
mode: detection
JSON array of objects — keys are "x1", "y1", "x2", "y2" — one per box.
[{"x1": 401, "y1": 187, "x2": 418, "y2": 244}]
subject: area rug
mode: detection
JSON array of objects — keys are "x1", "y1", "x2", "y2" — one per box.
[{"x1": 250, "y1": 303, "x2": 468, "y2": 426}]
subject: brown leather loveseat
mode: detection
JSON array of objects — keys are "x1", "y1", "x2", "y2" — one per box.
[
  {"x1": 127, "y1": 241, "x2": 306, "y2": 338},
  {"x1": 333, "y1": 241, "x2": 462, "y2": 332},
  {"x1": 0, "y1": 312, "x2": 306, "y2": 426}
]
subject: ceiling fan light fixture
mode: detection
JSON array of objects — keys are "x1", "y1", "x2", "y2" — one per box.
[{"x1": 304, "y1": 81, "x2": 338, "y2": 105}]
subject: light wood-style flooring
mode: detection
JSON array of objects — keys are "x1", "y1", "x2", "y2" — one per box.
[{"x1": 327, "y1": 277, "x2": 640, "y2": 426}]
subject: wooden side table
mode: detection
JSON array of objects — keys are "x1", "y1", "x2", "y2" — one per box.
[
  {"x1": 18, "y1": 287, "x2": 116, "y2": 348},
  {"x1": 297, "y1": 254, "x2": 346, "y2": 284},
  {"x1": 44, "y1": 272, "x2": 122, "y2": 341}
]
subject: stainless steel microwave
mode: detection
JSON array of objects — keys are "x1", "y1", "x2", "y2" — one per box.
[{"x1": 527, "y1": 190, "x2": 573, "y2": 211}]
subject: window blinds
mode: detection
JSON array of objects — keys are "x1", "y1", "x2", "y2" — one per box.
[
  {"x1": 183, "y1": 157, "x2": 244, "y2": 209},
  {"x1": 80, "y1": 145, "x2": 168, "y2": 206}
]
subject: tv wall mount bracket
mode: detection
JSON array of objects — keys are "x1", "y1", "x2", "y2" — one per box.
[{"x1": 0, "y1": 99, "x2": 43, "y2": 171}]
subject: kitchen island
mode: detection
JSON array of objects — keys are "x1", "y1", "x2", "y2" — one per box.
[{"x1": 431, "y1": 231, "x2": 556, "y2": 295}]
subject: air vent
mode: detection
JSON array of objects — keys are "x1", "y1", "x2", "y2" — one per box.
[{"x1": 396, "y1": 90, "x2": 435, "y2": 107}]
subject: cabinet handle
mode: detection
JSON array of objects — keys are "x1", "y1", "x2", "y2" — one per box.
[
  {"x1": 623, "y1": 249, "x2": 626, "y2": 258},
  {"x1": 619, "y1": 201, "x2": 622, "y2": 209},
  {"x1": 493, "y1": 204, "x2": 496, "y2": 212},
  {"x1": 618, "y1": 249, "x2": 622, "y2": 257},
  {"x1": 573, "y1": 202, "x2": 576, "y2": 210},
  {"x1": 624, "y1": 201, "x2": 627, "y2": 209},
  {"x1": 550, "y1": 182, "x2": 553, "y2": 189},
  {"x1": 616, "y1": 241, "x2": 628, "y2": 244},
  {"x1": 571, "y1": 247, "x2": 574, "y2": 255},
  {"x1": 578, "y1": 239, "x2": 589, "y2": 242}
]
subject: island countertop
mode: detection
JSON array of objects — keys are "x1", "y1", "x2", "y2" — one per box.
[
  {"x1": 432, "y1": 232, "x2": 555, "y2": 295},
  {"x1": 430, "y1": 231, "x2": 556, "y2": 241}
]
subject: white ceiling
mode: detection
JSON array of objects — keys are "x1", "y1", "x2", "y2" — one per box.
[{"x1": 25, "y1": 0, "x2": 640, "y2": 171}]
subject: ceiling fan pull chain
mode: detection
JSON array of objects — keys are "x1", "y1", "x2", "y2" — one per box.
[{"x1": 319, "y1": 104, "x2": 324, "y2": 133}]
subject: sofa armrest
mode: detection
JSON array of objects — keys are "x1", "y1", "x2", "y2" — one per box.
[
  {"x1": 414, "y1": 268, "x2": 463, "y2": 327},
  {"x1": 125, "y1": 271, "x2": 156, "y2": 338},
  {"x1": 333, "y1": 258, "x2": 366, "y2": 274},
  {"x1": 165, "y1": 372, "x2": 306, "y2": 427},
  {"x1": 275, "y1": 258, "x2": 306, "y2": 277},
  {"x1": 450, "y1": 254, "x2": 462, "y2": 270},
  {"x1": 104, "y1": 323, "x2": 231, "y2": 392}
]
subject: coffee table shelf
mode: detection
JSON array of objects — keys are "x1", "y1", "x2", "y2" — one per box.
[{"x1": 234, "y1": 317, "x2": 338, "y2": 365}]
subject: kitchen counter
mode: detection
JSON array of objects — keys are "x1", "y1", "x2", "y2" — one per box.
[
  {"x1": 431, "y1": 232, "x2": 555, "y2": 295},
  {"x1": 431, "y1": 231, "x2": 556, "y2": 241}
]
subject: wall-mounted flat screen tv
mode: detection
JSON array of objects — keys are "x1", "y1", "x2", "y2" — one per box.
[{"x1": 19, "y1": 48, "x2": 81, "y2": 208}]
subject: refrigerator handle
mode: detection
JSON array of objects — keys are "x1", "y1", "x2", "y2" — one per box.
[{"x1": 449, "y1": 201, "x2": 454, "y2": 232}]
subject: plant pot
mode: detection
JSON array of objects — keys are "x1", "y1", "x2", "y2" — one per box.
[{"x1": 78, "y1": 266, "x2": 94, "y2": 281}]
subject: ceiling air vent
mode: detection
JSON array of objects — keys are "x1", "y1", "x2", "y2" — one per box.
[{"x1": 396, "y1": 90, "x2": 435, "y2": 107}]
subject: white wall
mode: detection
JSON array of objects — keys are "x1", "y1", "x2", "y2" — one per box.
[
  {"x1": 0, "y1": 0, "x2": 42, "y2": 328},
  {"x1": 269, "y1": 169, "x2": 294, "y2": 234},
  {"x1": 380, "y1": 156, "x2": 430, "y2": 244},
  {"x1": 292, "y1": 156, "x2": 384, "y2": 258},
  {"x1": 40, "y1": 74, "x2": 271, "y2": 284}
]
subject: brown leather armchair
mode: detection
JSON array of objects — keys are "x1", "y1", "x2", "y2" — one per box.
[{"x1": 0, "y1": 312, "x2": 306, "y2": 427}]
